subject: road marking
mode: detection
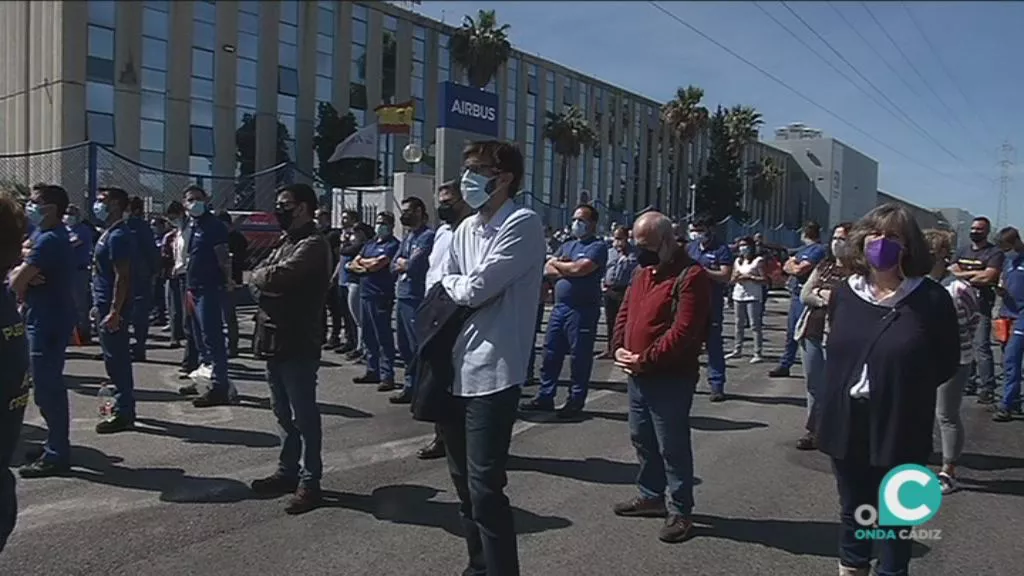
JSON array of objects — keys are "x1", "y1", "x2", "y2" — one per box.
[{"x1": 16, "y1": 388, "x2": 617, "y2": 533}]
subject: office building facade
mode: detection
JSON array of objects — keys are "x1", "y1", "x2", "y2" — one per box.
[
  {"x1": 1, "y1": 0, "x2": 793, "y2": 227},
  {"x1": 773, "y1": 123, "x2": 879, "y2": 229}
]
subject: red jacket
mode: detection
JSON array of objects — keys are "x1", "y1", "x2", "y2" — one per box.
[{"x1": 611, "y1": 247, "x2": 711, "y2": 379}]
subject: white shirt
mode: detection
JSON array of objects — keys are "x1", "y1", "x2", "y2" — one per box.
[
  {"x1": 731, "y1": 256, "x2": 764, "y2": 302},
  {"x1": 172, "y1": 224, "x2": 190, "y2": 277},
  {"x1": 847, "y1": 274, "x2": 924, "y2": 399},
  {"x1": 425, "y1": 223, "x2": 453, "y2": 292},
  {"x1": 441, "y1": 200, "x2": 545, "y2": 397}
]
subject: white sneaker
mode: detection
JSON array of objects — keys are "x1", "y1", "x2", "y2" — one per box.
[
  {"x1": 938, "y1": 471, "x2": 958, "y2": 494},
  {"x1": 749, "y1": 355, "x2": 764, "y2": 364},
  {"x1": 724, "y1": 351, "x2": 741, "y2": 361},
  {"x1": 838, "y1": 562, "x2": 869, "y2": 576}
]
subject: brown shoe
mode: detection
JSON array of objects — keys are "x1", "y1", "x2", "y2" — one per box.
[
  {"x1": 284, "y1": 486, "x2": 322, "y2": 515},
  {"x1": 612, "y1": 496, "x2": 667, "y2": 518},
  {"x1": 658, "y1": 514, "x2": 694, "y2": 543}
]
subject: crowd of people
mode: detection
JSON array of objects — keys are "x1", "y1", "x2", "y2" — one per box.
[{"x1": 1, "y1": 137, "x2": 1023, "y2": 575}]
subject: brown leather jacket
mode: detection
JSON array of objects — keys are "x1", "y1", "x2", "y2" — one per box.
[{"x1": 251, "y1": 222, "x2": 331, "y2": 360}]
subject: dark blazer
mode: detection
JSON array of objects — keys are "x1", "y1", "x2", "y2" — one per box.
[
  {"x1": 816, "y1": 279, "x2": 960, "y2": 467},
  {"x1": 409, "y1": 282, "x2": 475, "y2": 422}
]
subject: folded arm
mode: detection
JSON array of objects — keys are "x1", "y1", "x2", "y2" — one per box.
[{"x1": 251, "y1": 237, "x2": 329, "y2": 293}]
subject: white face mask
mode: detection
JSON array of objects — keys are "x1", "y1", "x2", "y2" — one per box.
[
  {"x1": 831, "y1": 238, "x2": 846, "y2": 256},
  {"x1": 688, "y1": 230, "x2": 704, "y2": 243},
  {"x1": 460, "y1": 170, "x2": 497, "y2": 210}
]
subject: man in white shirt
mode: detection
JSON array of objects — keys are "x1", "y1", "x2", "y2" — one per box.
[
  {"x1": 414, "y1": 180, "x2": 474, "y2": 461},
  {"x1": 440, "y1": 140, "x2": 544, "y2": 576}
]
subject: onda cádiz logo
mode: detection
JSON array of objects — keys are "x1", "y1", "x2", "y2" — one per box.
[{"x1": 450, "y1": 99, "x2": 496, "y2": 122}]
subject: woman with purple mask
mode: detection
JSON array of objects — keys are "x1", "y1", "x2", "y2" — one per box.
[{"x1": 814, "y1": 204, "x2": 960, "y2": 576}]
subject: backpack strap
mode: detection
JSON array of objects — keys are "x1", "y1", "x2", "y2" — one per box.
[{"x1": 669, "y1": 263, "x2": 697, "y2": 319}]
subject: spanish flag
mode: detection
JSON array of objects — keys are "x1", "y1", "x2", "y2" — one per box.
[{"x1": 374, "y1": 101, "x2": 414, "y2": 135}]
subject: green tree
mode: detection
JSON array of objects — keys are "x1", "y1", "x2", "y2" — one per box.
[
  {"x1": 235, "y1": 113, "x2": 292, "y2": 178},
  {"x1": 695, "y1": 106, "x2": 745, "y2": 222},
  {"x1": 724, "y1": 104, "x2": 763, "y2": 161},
  {"x1": 751, "y1": 156, "x2": 783, "y2": 205},
  {"x1": 661, "y1": 85, "x2": 709, "y2": 214},
  {"x1": 449, "y1": 9, "x2": 511, "y2": 89},
  {"x1": 313, "y1": 102, "x2": 378, "y2": 189},
  {"x1": 543, "y1": 105, "x2": 596, "y2": 205}
]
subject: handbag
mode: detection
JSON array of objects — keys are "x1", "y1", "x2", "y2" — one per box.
[{"x1": 993, "y1": 317, "x2": 1012, "y2": 345}]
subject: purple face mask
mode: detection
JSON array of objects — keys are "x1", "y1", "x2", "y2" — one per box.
[{"x1": 865, "y1": 237, "x2": 903, "y2": 271}]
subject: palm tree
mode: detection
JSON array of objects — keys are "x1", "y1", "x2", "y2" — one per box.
[
  {"x1": 724, "y1": 104, "x2": 763, "y2": 159},
  {"x1": 661, "y1": 85, "x2": 709, "y2": 213},
  {"x1": 448, "y1": 10, "x2": 512, "y2": 89},
  {"x1": 751, "y1": 156, "x2": 783, "y2": 204},
  {"x1": 543, "y1": 105, "x2": 596, "y2": 205}
]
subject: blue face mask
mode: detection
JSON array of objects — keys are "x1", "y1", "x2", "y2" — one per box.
[
  {"x1": 93, "y1": 201, "x2": 109, "y2": 223},
  {"x1": 25, "y1": 202, "x2": 44, "y2": 226},
  {"x1": 376, "y1": 224, "x2": 392, "y2": 238},
  {"x1": 460, "y1": 170, "x2": 497, "y2": 210},
  {"x1": 571, "y1": 219, "x2": 590, "y2": 239},
  {"x1": 187, "y1": 200, "x2": 206, "y2": 218}
]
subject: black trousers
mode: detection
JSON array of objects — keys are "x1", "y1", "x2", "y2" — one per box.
[
  {"x1": 602, "y1": 289, "x2": 625, "y2": 352},
  {"x1": 1, "y1": 390, "x2": 27, "y2": 553},
  {"x1": 439, "y1": 386, "x2": 521, "y2": 576},
  {"x1": 322, "y1": 283, "x2": 342, "y2": 343}
]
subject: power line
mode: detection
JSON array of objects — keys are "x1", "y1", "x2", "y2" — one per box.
[
  {"x1": 997, "y1": 141, "x2": 1015, "y2": 230},
  {"x1": 645, "y1": 1, "x2": 979, "y2": 191},
  {"x1": 899, "y1": 1, "x2": 999, "y2": 139},
  {"x1": 777, "y1": 1, "x2": 987, "y2": 182},
  {"x1": 859, "y1": 2, "x2": 987, "y2": 154},
  {"x1": 826, "y1": 2, "x2": 986, "y2": 153}
]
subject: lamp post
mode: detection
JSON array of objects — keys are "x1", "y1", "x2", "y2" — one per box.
[{"x1": 688, "y1": 182, "x2": 697, "y2": 222}]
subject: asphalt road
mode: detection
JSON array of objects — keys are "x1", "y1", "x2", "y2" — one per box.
[{"x1": 2, "y1": 295, "x2": 1022, "y2": 575}]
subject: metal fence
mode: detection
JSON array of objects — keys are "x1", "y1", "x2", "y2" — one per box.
[{"x1": 0, "y1": 142, "x2": 297, "y2": 215}]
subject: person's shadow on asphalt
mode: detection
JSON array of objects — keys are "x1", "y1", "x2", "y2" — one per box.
[{"x1": 319, "y1": 484, "x2": 572, "y2": 537}]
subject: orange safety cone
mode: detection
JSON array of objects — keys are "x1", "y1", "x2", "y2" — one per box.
[{"x1": 70, "y1": 326, "x2": 82, "y2": 347}]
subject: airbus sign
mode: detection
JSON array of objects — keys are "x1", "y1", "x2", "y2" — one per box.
[{"x1": 439, "y1": 81, "x2": 500, "y2": 137}]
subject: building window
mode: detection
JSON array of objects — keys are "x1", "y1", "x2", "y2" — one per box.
[
  {"x1": 87, "y1": 6, "x2": 117, "y2": 145},
  {"x1": 316, "y1": 3, "x2": 335, "y2": 106},
  {"x1": 190, "y1": 4, "x2": 216, "y2": 161},
  {"x1": 277, "y1": 0, "x2": 299, "y2": 155},
  {"x1": 437, "y1": 33, "x2": 450, "y2": 84},
  {"x1": 351, "y1": 14, "x2": 368, "y2": 111},
  {"x1": 412, "y1": 26, "x2": 426, "y2": 100},
  {"x1": 505, "y1": 58, "x2": 518, "y2": 141},
  {"x1": 381, "y1": 14, "x2": 398, "y2": 104}
]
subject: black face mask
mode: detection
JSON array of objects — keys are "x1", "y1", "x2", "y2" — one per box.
[
  {"x1": 436, "y1": 204, "x2": 457, "y2": 225},
  {"x1": 274, "y1": 207, "x2": 295, "y2": 231},
  {"x1": 636, "y1": 248, "x2": 661, "y2": 267},
  {"x1": 969, "y1": 231, "x2": 987, "y2": 243},
  {"x1": 399, "y1": 212, "x2": 416, "y2": 227}
]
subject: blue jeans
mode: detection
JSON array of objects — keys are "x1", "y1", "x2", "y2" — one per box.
[
  {"x1": 267, "y1": 357, "x2": 322, "y2": 487},
  {"x1": 779, "y1": 295, "x2": 804, "y2": 369},
  {"x1": 800, "y1": 337, "x2": 826, "y2": 430},
  {"x1": 706, "y1": 309, "x2": 726, "y2": 393},
  {"x1": 190, "y1": 286, "x2": 229, "y2": 393},
  {"x1": 537, "y1": 303, "x2": 599, "y2": 404},
  {"x1": 360, "y1": 297, "x2": 395, "y2": 382},
  {"x1": 71, "y1": 268, "x2": 92, "y2": 341},
  {"x1": 396, "y1": 298, "x2": 420, "y2": 392},
  {"x1": 832, "y1": 457, "x2": 913, "y2": 575},
  {"x1": 440, "y1": 386, "x2": 521, "y2": 576},
  {"x1": 98, "y1": 317, "x2": 136, "y2": 419},
  {"x1": 525, "y1": 301, "x2": 544, "y2": 380},
  {"x1": 1000, "y1": 318, "x2": 1024, "y2": 411},
  {"x1": 153, "y1": 277, "x2": 167, "y2": 323},
  {"x1": 972, "y1": 314, "x2": 996, "y2": 393},
  {"x1": 223, "y1": 287, "x2": 239, "y2": 355},
  {"x1": 27, "y1": 323, "x2": 71, "y2": 464},
  {"x1": 628, "y1": 374, "x2": 697, "y2": 516},
  {"x1": 168, "y1": 275, "x2": 186, "y2": 342},
  {"x1": 132, "y1": 291, "x2": 152, "y2": 358}
]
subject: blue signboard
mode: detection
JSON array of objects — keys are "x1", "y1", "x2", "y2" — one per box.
[{"x1": 439, "y1": 81, "x2": 500, "y2": 137}]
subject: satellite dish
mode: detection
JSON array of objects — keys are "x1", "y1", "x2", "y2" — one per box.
[{"x1": 403, "y1": 142, "x2": 424, "y2": 164}]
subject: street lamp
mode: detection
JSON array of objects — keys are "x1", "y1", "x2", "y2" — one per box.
[{"x1": 688, "y1": 183, "x2": 697, "y2": 221}]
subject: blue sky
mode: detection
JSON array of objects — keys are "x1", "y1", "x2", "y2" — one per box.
[{"x1": 408, "y1": 0, "x2": 1023, "y2": 228}]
